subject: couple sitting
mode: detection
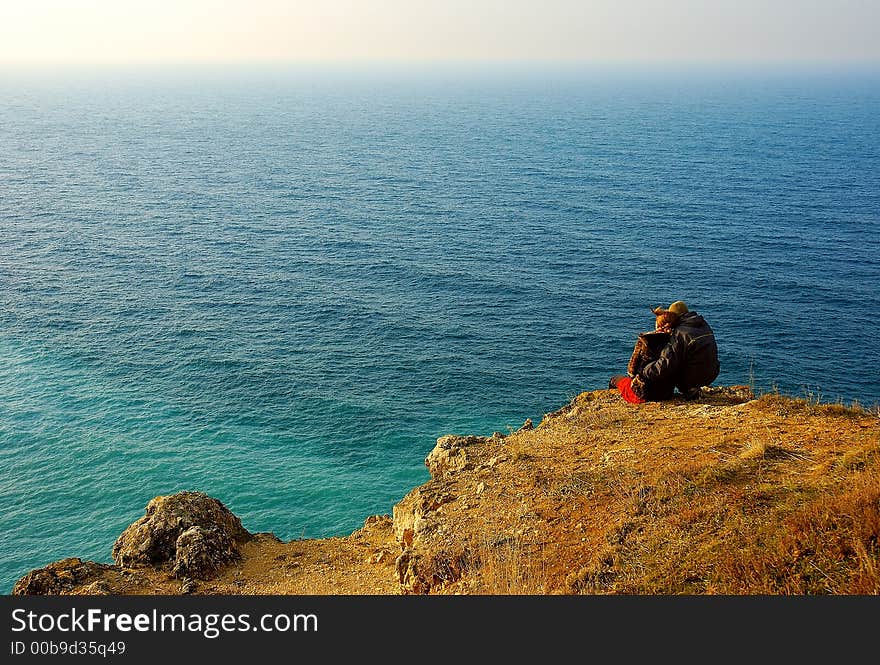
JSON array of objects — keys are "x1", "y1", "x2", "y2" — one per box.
[{"x1": 610, "y1": 300, "x2": 720, "y2": 404}]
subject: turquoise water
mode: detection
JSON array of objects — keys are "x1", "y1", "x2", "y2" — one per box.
[{"x1": 1, "y1": 64, "x2": 879, "y2": 592}]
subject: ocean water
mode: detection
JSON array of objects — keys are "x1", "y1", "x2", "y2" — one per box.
[{"x1": 1, "y1": 64, "x2": 878, "y2": 592}]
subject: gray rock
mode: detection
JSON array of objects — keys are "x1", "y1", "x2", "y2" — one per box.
[
  {"x1": 425, "y1": 435, "x2": 486, "y2": 477},
  {"x1": 111, "y1": 491, "x2": 250, "y2": 580},
  {"x1": 172, "y1": 525, "x2": 241, "y2": 580},
  {"x1": 12, "y1": 558, "x2": 113, "y2": 595}
]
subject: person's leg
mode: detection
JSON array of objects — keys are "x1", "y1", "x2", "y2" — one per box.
[{"x1": 644, "y1": 381, "x2": 675, "y2": 401}]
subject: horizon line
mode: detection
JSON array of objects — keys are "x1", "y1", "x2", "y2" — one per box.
[{"x1": 2, "y1": 56, "x2": 880, "y2": 69}]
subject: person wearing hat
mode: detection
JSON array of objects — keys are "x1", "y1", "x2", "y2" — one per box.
[{"x1": 616, "y1": 300, "x2": 720, "y2": 402}]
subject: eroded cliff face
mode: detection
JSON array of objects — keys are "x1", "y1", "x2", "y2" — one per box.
[{"x1": 13, "y1": 387, "x2": 880, "y2": 595}]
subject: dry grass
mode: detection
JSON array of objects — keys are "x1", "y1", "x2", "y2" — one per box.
[
  {"x1": 553, "y1": 470, "x2": 596, "y2": 498},
  {"x1": 781, "y1": 473, "x2": 880, "y2": 593},
  {"x1": 598, "y1": 440, "x2": 880, "y2": 594},
  {"x1": 470, "y1": 535, "x2": 552, "y2": 594},
  {"x1": 505, "y1": 438, "x2": 534, "y2": 463},
  {"x1": 528, "y1": 389, "x2": 880, "y2": 595},
  {"x1": 834, "y1": 444, "x2": 880, "y2": 472},
  {"x1": 755, "y1": 392, "x2": 872, "y2": 418}
]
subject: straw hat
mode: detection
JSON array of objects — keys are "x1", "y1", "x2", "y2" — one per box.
[{"x1": 651, "y1": 300, "x2": 689, "y2": 316}]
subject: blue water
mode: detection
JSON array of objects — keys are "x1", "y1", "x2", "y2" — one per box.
[{"x1": 1, "y1": 64, "x2": 878, "y2": 592}]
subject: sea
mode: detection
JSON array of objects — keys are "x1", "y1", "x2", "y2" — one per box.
[{"x1": 1, "y1": 63, "x2": 878, "y2": 592}]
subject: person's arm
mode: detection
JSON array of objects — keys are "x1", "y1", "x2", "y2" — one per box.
[
  {"x1": 637, "y1": 334, "x2": 684, "y2": 384},
  {"x1": 627, "y1": 335, "x2": 650, "y2": 377}
]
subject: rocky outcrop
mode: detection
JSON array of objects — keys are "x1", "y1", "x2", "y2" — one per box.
[
  {"x1": 394, "y1": 548, "x2": 473, "y2": 595},
  {"x1": 111, "y1": 491, "x2": 251, "y2": 579},
  {"x1": 12, "y1": 558, "x2": 114, "y2": 595},
  {"x1": 425, "y1": 435, "x2": 487, "y2": 477},
  {"x1": 171, "y1": 525, "x2": 241, "y2": 580},
  {"x1": 392, "y1": 485, "x2": 455, "y2": 546},
  {"x1": 393, "y1": 433, "x2": 504, "y2": 592}
]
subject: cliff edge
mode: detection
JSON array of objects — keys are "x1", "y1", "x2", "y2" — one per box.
[{"x1": 13, "y1": 386, "x2": 880, "y2": 595}]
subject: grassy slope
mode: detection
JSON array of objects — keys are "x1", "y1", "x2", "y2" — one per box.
[{"x1": 437, "y1": 388, "x2": 880, "y2": 594}]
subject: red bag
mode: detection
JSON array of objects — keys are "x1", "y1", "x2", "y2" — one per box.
[{"x1": 616, "y1": 376, "x2": 645, "y2": 404}]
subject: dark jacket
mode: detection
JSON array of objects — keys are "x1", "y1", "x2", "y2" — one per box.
[{"x1": 637, "y1": 311, "x2": 720, "y2": 397}]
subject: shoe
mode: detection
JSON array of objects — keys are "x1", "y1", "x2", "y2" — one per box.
[{"x1": 681, "y1": 387, "x2": 701, "y2": 401}]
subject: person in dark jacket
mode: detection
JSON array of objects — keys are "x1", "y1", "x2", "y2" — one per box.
[{"x1": 630, "y1": 300, "x2": 720, "y2": 401}]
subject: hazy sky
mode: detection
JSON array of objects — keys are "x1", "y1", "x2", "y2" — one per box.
[{"x1": 1, "y1": 0, "x2": 878, "y2": 64}]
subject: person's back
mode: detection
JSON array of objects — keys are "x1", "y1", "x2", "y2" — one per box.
[
  {"x1": 669, "y1": 311, "x2": 720, "y2": 393},
  {"x1": 635, "y1": 301, "x2": 720, "y2": 400}
]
